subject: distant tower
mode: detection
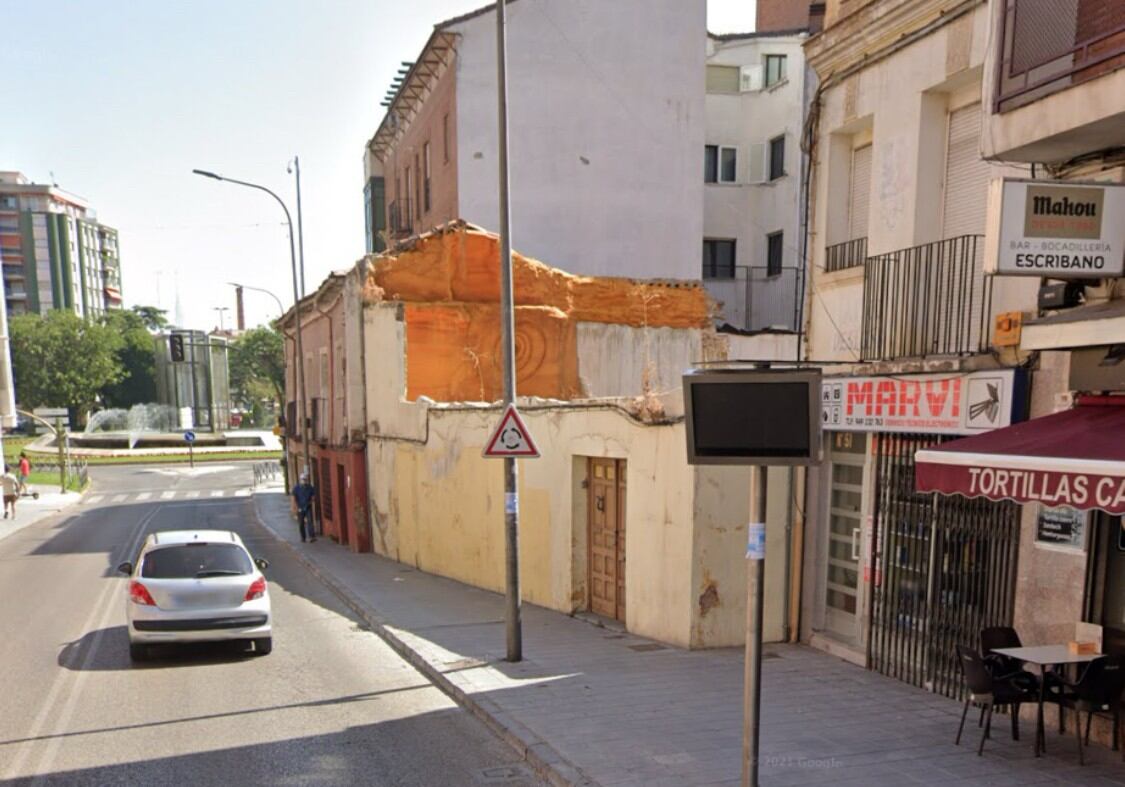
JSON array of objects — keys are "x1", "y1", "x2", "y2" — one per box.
[{"x1": 235, "y1": 285, "x2": 246, "y2": 331}]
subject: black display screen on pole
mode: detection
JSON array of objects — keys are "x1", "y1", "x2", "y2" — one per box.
[{"x1": 683, "y1": 369, "x2": 821, "y2": 466}]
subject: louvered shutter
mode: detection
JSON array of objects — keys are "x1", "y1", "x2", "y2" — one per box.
[
  {"x1": 942, "y1": 104, "x2": 988, "y2": 238},
  {"x1": 848, "y1": 145, "x2": 872, "y2": 241}
]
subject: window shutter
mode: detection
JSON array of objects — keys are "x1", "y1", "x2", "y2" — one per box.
[
  {"x1": 748, "y1": 142, "x2": 767, "y2": 183},
  {"x1": 848, "y1": 145, "x2": 872, "y2": 241},
  {"x1": 740, "y1": 65, "x2": 763, "y2": 92},
  {"x1": 942, "y1": 104, "x2": 988, "y2": 238}
]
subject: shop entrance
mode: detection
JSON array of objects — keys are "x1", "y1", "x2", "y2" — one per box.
[
  {"x1": 824, "y1": 432, "x2": 867, "y2": 646},
  {"x1": 869, "y1": 433, "x2": 1021, "y2": 699},
  {"x1": 1084, "y1": 512, "x2": 1125, "y2": 645},
  {"x1": 588, "y1": 457, "x2": 626, "y2": 622}
]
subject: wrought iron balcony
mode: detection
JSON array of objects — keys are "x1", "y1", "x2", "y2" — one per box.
[
  {"x1": 861, "y1": 235, "x2": 993, "y2": 361},
  {"x1": 995, "y1": 0, "x2": 1125, "y2": 112},
  {"x1": 825, "y1": 237, "x2": 867, "y2": 273}
]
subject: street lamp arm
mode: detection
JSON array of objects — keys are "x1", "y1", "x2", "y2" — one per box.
[
  {"x1": 192, "y1": 171, "x2": 295, "y2": 228},
  {"x1": 228, "y1": 282, "x2": 285, "y2": 318}
]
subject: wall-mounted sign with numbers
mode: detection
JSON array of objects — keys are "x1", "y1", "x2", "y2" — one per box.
[{"x1": 821, "y1": 369, "x2": 1027, "y2": 436}]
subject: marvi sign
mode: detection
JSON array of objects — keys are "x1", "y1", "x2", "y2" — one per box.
[{"x1": 821, "y1": 370, "x2": 1026, "y2": 435}]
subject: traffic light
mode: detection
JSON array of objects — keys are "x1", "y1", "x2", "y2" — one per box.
[{"x1": 169, "y1": 334, "x2": 185, "y2": 362}]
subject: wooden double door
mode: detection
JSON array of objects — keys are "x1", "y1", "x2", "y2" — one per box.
[{"x1": 588, "y1": 458, "x2": 626, "y2": 622}]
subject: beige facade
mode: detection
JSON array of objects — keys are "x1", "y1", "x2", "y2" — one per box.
[
  {"x1": 799, "y1": 0, "x2": 1125, "y2": 748},
  {"x1": 357, "y1": 224, "x2": 803, "y2": 648}
]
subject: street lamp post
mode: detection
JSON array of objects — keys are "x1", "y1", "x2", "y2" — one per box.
[
  {"x1": 213, "y1": 306, "x2": 230, "y2": 332},
  {"x1": 193, "y1": 168, "x2": 312, "y2": 488}
]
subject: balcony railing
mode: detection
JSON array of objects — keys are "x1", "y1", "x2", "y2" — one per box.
[
  {"x1": 825, "y1": 237, "x2": 867, "y2": 273},
  {"x1": 995, "y1": 0, "x2": 1125, "y2": 112},
  {"x1": 702, "y1": 265, "x2": 802, "y2": 331},
  {"x1": 861, "y1": 235, "x2": 993, "y2": 362},
  {"x1": 388, "y1": 198, "x2": 413, "y2": 238}
]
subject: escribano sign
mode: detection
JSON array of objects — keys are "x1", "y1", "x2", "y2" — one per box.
[{"x1": 988, "y1": 178, "x2": 1125, "y2": 278}]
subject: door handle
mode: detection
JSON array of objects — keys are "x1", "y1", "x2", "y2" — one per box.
[
  {"x1": 851, "y1": 527, "x2": 861, "y2": 561},
  {"x1": 595, "y1": 495, "x2": 606, "y2": 512}
]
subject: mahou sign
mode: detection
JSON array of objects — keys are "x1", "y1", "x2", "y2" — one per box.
[
  {"x1": 821, "y1": 370, "x2": 1025, "y2": 435},
  {"x1": 989, "y1": 178, "x2": 1125, "y2": 278}
]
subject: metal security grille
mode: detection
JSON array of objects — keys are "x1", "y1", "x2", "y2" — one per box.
[{"x1": 868, "y1": 434, "x2": 1021, "y2": 699}]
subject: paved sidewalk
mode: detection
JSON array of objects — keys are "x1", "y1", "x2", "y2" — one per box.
[
  {"x1": 253, "y1": 489, "x2": 1125, "y2": 787},
  {"x1": 0, "y1": 485, "x2": 82, "y2": 544}
]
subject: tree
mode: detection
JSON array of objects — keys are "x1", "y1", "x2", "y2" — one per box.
[
  {"x1": 100, "y1": 309, "x2": 158, "y2": 408},
  {"x1": 230, "y1": 326, "x2": 285, "y2": 422},
  {"x1": 130, "y1": 305, "x2": 168, "y2": 332},
  {"x1": 10, "y1": 311, "x2": 124, "y2": 416}
]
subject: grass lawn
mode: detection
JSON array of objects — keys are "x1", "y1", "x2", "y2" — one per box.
[{"x1": 3, "y1": 435, "x2": 280, "y2": 467}]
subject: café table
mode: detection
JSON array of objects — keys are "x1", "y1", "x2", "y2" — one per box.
[{"x1": 992, "y1": 644, "x2": 1102, "y2": 756}]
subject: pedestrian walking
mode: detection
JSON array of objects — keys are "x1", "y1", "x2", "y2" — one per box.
[
  {"x1": 291, "y1": 473, "x2": 317, "y2": 543},
  {"x1": 2, "y1": 465, "x2": 19, "y2": 519},
  {"x1": 17, "y1": 453, "x2": 30, "y2": 496}
]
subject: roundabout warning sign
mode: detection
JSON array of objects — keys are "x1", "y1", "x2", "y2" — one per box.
[{"x1": 483, "y1": 404, "x2": 540, "y2": 458}]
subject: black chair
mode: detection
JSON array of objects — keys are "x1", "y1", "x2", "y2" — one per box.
[
  {"x1": 956, "y1": 646, "x2": 1037, "y2": 755},
  {"x1": 981, "y1": 626, "x2": 1048, "y2": 691},
  {"x1": 1057, "y1": 656, "x2": 1125, "y2": 765}
]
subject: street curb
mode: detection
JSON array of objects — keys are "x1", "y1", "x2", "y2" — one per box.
[{"x1": 249, "y1": 492, "x2": 599, "y2": 787}]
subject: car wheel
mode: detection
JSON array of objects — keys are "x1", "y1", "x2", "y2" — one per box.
[
  {"x1": 129, "y1": 643, "x2": 149, "y2": 662},
  {"x1": 253, "y1": 637, "x2": 273, "y2": 656}
]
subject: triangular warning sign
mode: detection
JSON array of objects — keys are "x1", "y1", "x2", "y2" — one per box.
[{"x1": 483, "y1": 404, "x2": 540, "y2": 458}]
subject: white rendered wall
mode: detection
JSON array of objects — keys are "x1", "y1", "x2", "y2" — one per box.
[
  {"x1": 704, "y1": 35, "x2": 808, "y2": 330},
  {"x1": 452, "y1": 0, "x2": 705, "y2": 281}
]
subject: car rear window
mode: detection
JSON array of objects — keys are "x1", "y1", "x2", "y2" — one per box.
[{"x1": 141, "y1": 543, "x2": 252, "y2": 579}]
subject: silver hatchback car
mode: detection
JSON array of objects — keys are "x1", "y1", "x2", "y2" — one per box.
[{"x1": 117, "y1": 530, "x2": 272, "y2": 661}]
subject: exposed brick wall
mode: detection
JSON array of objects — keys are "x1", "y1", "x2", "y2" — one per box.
[{"x1": 756, "y1": 0, "x2": 810, "y2": 32}]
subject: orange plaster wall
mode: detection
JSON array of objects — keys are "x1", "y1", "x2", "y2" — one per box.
[{"x1": 371, "y1": 226, "x2": 711, "y2": 402}]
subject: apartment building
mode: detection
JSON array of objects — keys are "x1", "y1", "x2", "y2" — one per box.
[
  {"x1": 704, "y1": 29, "x2": 812, "y2": 331},
  {"x1": 363, "y1": 0, "x2": 705, "y2": 281},
  {"x1": 800, "y1": 4, "x2": 1125, "y2": 748},
  {"x1": 798, "y1": 0, "x2": 1034, "y2": 695},
  {"x1": 0, "y1": 172, "x2": 122, "y2": 318}
]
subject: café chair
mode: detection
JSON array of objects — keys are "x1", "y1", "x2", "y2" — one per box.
[
  {"x1": 1056, "y1": 656, "x2": 1125, "y2": 765},
  {"x1": 956, "y1": 646, "x2": 1036, "y2": 755}
]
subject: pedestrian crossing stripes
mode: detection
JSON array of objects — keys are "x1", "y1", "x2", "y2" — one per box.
[{"x1": 82, "y1": 489, "x2": 252, "y2": 505}]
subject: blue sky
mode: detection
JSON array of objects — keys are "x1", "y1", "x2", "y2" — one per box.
[{"x1": 1, "y1": 0, "x2": 756, "y2": 330}]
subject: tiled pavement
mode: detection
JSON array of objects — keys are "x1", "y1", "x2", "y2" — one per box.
[
  {"x1": 253, "y1": 488, "x2": 1125, "y2": 786},
  {"x1": 0, "y1": 487, "x2": 82, "y2": 544}
]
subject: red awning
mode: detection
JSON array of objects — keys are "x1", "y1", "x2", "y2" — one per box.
[{"x1": 915, "y1": 396, "x2": 1125, "y2": 514}]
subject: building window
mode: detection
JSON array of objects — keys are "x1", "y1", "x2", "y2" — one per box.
[
  {"x1": 414, "y1": 154, "x2": 421, "y2": 220},
  {"x1": 443, "y1": 113, "x2": 450, "y2": 163},
  {"x1": 423, "y1": 142, "x2": 432, "y2": 213},
  {"x1": 767, "y1": 231, "x2": 784, "y2": 276},
  {"x1": 764, "y1": 55, "x2": 787, "y2": 87},
  {"x1": 703, "y1": 239, "x2": 736, "y2": 279},
  {"x1": 769, "y1": 135, "x2": 786, "y2": 181},
  {"x1": 706, "y1": 64, "x2": 740, "y2": 93},
  {"x1": 705, "y1": 145, "x2": 737, "y2": 184}
]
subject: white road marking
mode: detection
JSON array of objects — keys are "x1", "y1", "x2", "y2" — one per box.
[
  {"x1": 210, "y1": 490, "x2": 224, "y2": 498},
  {"x1": 160, "y1": 491, "x2": 175, "y2": 500},
  {"x1": 111, "y1": 494, "x2": 128, "y2": 503},
  {"x1": 185, "y1": 491, "x2": 201, "y2": 499},
  {"x1": 135, "y1": 492, "x2": 151, "y2": 501},
  {"x1": 86, "y1": 495, "x2": 104, "y2": 505},
  {"x1": 6, "y1": 506, "x2": 159, "y2": 783},
  {"x1": 234, "y1": 489, "x2": 250, "y2": 498}
]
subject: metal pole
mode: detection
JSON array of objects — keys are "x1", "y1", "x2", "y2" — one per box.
[
  {"x1": 56, "y1": 417, "x2": 65, "y2": 492},
  {"x1": 496, "y1": 0, "x2": 521, "y2": 663},
  {"x1": 743, "y1": 464, "x2": 768, "y2": 787},
  {"x1": 294, "y1": 156, "x2": 307, "y2": 298}
]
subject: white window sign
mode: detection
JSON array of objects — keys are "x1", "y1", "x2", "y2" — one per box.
[{"x1": 987, "y1": 178, "x2": 1125, "y2": 278}]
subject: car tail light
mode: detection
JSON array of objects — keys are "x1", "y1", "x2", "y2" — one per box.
[
  {"x1": 245, "y1": 577, "x2": 267, "y2": 601},
  {"x1": 129, "y1": 580, "x2": 156, "y2": 606}
]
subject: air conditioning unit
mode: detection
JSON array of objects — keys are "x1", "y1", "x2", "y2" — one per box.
[{"x1": 740, "y1": 65, "x2": 763, "y2": 92}]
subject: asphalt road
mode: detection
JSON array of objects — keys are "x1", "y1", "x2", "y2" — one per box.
[{"x1": 0, "y1": 463, "x2": 543, "y2": 786}]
